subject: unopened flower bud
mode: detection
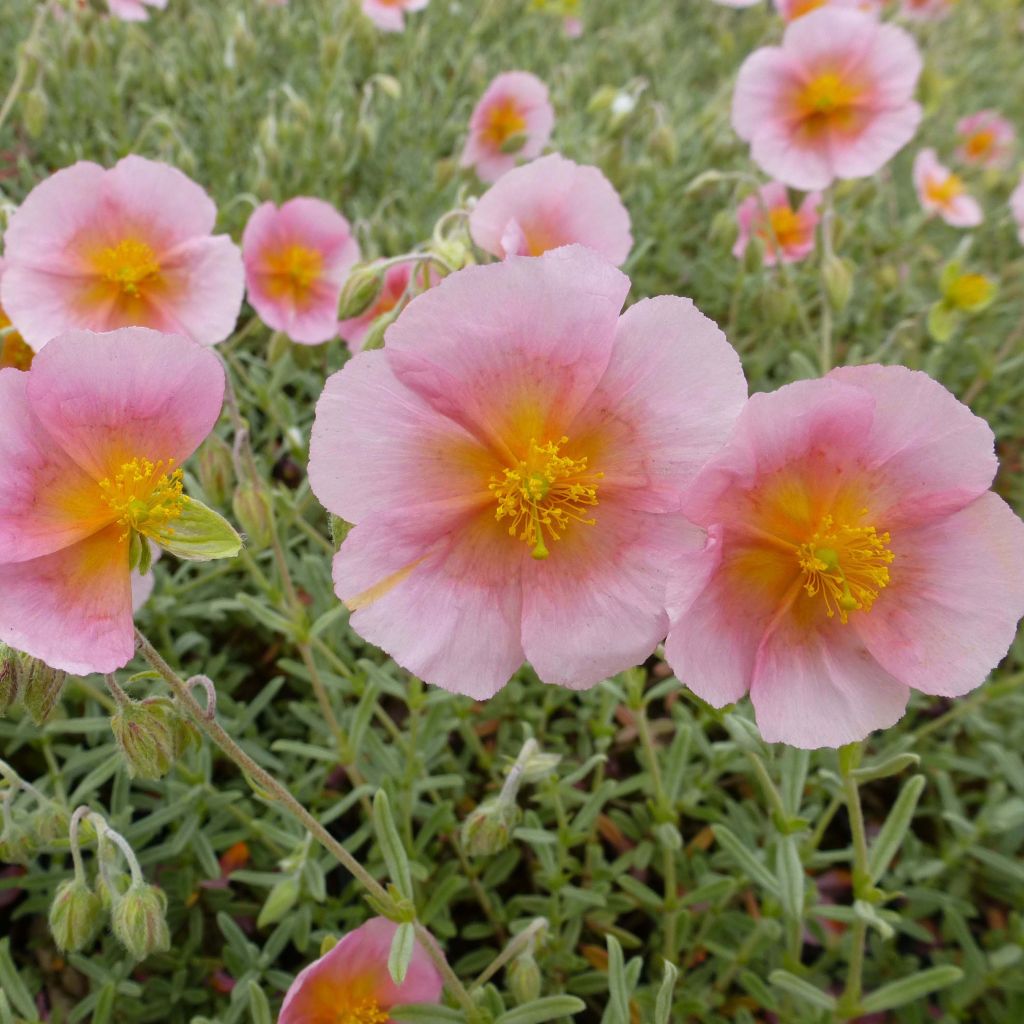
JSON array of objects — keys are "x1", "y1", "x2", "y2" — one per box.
[
  {"x1": 32, "y1": 804, "x2": 70, "y2": 845},
  {"x1": 112, "y1": 883, "x2": 170, "y2": 961},
  {"x1": 21, "y1": 658, "x2": 67, "y2": 725},
  {"x1": 461, "y1": 797, "x2": 521, "y2": 857},
  {"x1": 337, "y1": 265, "x2": 384, "y2": 320},
  {"x1": 197, "y1": 434, "x2": 234, "y2": 508},
  {"x1": 22, "y1": 85, "x2": 48, "y2": 140},
  {"x1": 233, "y1": 483, "x2": 274, "y2": 550},
  {"x1": 110, "y1": 699, "x2": 177, "y2": 780},
  {"x1": 507, "y1": 951, "x2": 542, "y2": 1005},
  {"x1": 374, "y1": 74, "x2": 402, "y2": 100},
  {"x1": 0, "y1": 643, "x2": 21, "y2": 716},
  {"x1": 49, "y1": 877, "x2": 104, "y2": 953},
  {"x1": 432, "y1": 240, "x2": 470, "y2": 274},
  {"x1": 361, "y1": 307, "x2": 400, "y2": 353},
  {"x1": 823, "y1": 255, "x2": 854, "y2": 312}
]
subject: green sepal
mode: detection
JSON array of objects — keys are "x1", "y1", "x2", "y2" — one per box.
[{"x1": 150, "y1": 497, "x2": 243, "y2": 562}]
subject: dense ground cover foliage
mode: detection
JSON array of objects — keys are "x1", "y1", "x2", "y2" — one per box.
[{"x1": 1, "y1": 1, "x2": 1023, "y2": 1022}]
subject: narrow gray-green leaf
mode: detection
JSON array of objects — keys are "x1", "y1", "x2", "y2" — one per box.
[
  {"x1": 605, "y1": 934, "x2": 630, "y2": 1024},
  {"x1": 860, "y1": 966, "x2": 964, "y2": 1014},
  {"x1": 388, "y1": 922, "x2": 416, "y2": 986},
  {"x1": 373, "y1": 788, "x2": 413, "y2": 900},
  {"x1": 776, "y1": 834, "x2": 805, "y2": 921},
  {"x1": 712, "y1": 824, "x2": 780, "y2": 897},
  {"x1": 495, "y1": 996, "x2": 587, "y2": 1024},
  {"x1": 768, "y1": 970, "x2": 837, "y2": 1011},
  {"x1": 246, "y1": 981, "x2": 273, "y2": 1024},
  {"x1": 868, "y1": 774, "x2": 926, "y2": 883},
  {"x1": 655, "y1": 959, "x2": 679, "y2": 1024}
]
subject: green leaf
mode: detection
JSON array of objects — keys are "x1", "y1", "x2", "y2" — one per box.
[
  {"x1": 0, "y1": 939, "x2": 35, "y2": 1018},
  {"x1": 776, "y1": 834, "x2": 805, "y2": 921},
  {"x1": 388, "y1": 922, "x2": 416, "y2": 986},
  {"x1": 605, "y1": 934, "x2": 631, "y2": 1024},
  {"x1": 389, "y1": 1008, "x2": 464, "y2": 1024},
  {"x1": 152, "y1": 496, "x2": 242, "y2": 561},
  {"x1": 494, "y1": 996, "x2": 587, "y2": 1023},
  {"x1": 860, "y1": 966, "x2": 964, "y2": 1014},
  {"x1": 927, "y1": 301, "x2": 958, "y2": 343},
  {"x1": 257, "y1": 877, "x2": 300, "y2": 929},
  {"x1": 851, "y1": 752, "x2": 920, "y2": 783},
  {"x1": 868, "y1": 774, "x2": 926, "y2": 883},
  {"x1": 373, "y1": 789, "x2": 413, "y2": 901},
  {"x1": 246, "y1": 980, "x2": 273, "y2": 1024},
  {"x1": 712, "y1": 824, "x2": 780, "y2": 898},
  {"x1": 768, "y1": 970, "x2": 837, "y2": 1011},
  {"x1": 654, "y1": 959, "x2": 679, "y2": 1024}
]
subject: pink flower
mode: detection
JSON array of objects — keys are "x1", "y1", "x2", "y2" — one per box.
[
  {"x1": 563, "y1": 16, "x2": 583, "y2": 35},
  {"x1": 731, "y1": 8, "x2": 922, "y2": 190},
  {"x1": 955, "y1": 110, "x2": 1015, "y2": 169},
  {"x1": 913, "y1": 149, "x2": 982, "y2": 227},
  {"x1": 773, "y1": 0, "x2": 880, "y2": 20},
  {"x1": 733, "y1": 182, "x2": 822, "y2": 265},
  {"x1": 106, "y1": 0, "x2": 167, "y2": 20},
  {"x1": 460, "y1": 72, "x2": 555, "y2": 184},
  {"x1": 1012, "y1": 175, "x2": 1024, "y2": 246},
  {"x1": 469, "y1": 154, "x2": 632, "y2": 266},
  {"x1": 279, "y1": 917, "x2": 443, "y2": 1023},
  {"x1": 1, "y1": 156, "x2": 244, "y2": 350},
  {"x1": 664, "y1": 366, "x2": 1024, "y2": 748},
  {"x1": 338, "y1": 262, "x2": 435, "y2": 353},
  {"x1": 711, "y1": 0, "x2": 763, "y2": 7},
  {"x1": 900, "y1": 0, "x2": 955, "y2": 19},
  {"x1": 309, "y1": 245, "x2": 747, "y2": 697},
  {"x1": 0, "y1": 328, "x2": 225, "y2": 675},
  {"x1": 361, "y1": 0, "x2": 429, "y2": 32},
  {"x1": 242, "y1": 197, "x2": 360, "y2": 345}
]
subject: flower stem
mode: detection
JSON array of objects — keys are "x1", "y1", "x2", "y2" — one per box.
[{"x1": 837, "y1": 742, "x2": 869, "y2": 1020}]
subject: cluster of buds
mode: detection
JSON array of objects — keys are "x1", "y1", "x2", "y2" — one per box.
[
  {"x1": 110, "y1": 694, "x2": 199, "y2": 781},
  {"x1": 0, "y1": 759, "x2": 72, "y2": 865},
  {"x1": 0, "y1": 643, "x2": 68, "y2": 724}
]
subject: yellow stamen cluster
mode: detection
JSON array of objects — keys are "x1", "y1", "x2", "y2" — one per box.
[
  {"x1": 94, "y1": 239, "x2": 162, "y2": 296},
  {"x1": 337, "y1": 998, "x2": 389, "y2": 1024},
  {"x1": 98, "y1": 458, "x2": 186, "y2": 540},
  {"x1": 765, "y1": 206, "x2": 804, "y2": 251},
  {"x1": 272, "y1": 243, "x2": 324, "y2": 295},
  {"x1": 796, "y1": 513, "x2": 894, "y2": 623},
  {"x1": 925, "y1": 172, "x2": 964, "y2": 207},
  {"x1": 799, "y1": 71, "x2": 860, "y2": 116},
  {"x1": 483, "y1": 99, "x2": 527, "y2": 147},
  {"x1": 490, "y1": 436, "x2": 601, "y2": 560},
  {"x1": 965, "y1": 129, "x2": 995, "y2": 159}
]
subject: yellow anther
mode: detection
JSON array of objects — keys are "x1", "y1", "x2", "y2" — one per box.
[
  {"x1": 98, "y1": 458, "x2": 186, "y2": 541},
  {"x1": 94, "y1": 239, "x2": 161, "y2": 297}
]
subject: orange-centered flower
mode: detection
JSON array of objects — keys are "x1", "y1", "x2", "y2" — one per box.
[
  {"x1": 924, "y1": 171, "x2": 964, "y2": 207},
  {"x1": 482, "y1": 98, "x2": 528, "y2": 147},
  {"x1": 796, "y1": 70, "x2": 863, "y2": 136},
  {"x1": 765, "y1": 206, "x2": 806, "y2": 251},
  {"x1": 93, "y1": 239, "x2": 162, "y2": 298},
  {"x1": 264, "y1": 243, "x2": 324, "y2": 301}
]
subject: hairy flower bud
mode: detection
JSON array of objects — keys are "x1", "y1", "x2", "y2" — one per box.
[
  {"x1": 21, "y1": 658, "x2": 68, "y2": 725},
  {"x1": 196, "y1": 434, "x2": 235, "y2": 509},
  {"x1": 0, "y1": 643, "x2": 21, "y2": 716},
  {"x1": 337, "y1": 265, "x2": 384, "y2": 320},
  {"x1": 461, "y1": 797, "x2": 521, "y2": 857},
  {"x1": 110, "y1": 699, "x2": 178, "y2": 780},
  {"x1": 49, "y1": 877, "x2": 104, "y2": 953},
  {"x1": 507, "y1": 951, "x2": 542, "y2": 1005},
  {"x1": 112, "y1": 883, "x2": 170, "y2": 961},
  {"x1": 823, "y1": 255, "x2": 854, "y2": 313},
  {"x1": 232, "y1": 483, "x2": 274, "y2": 550}
]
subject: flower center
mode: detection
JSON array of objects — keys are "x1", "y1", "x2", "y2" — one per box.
[
  {"x1": 482, "y1": 99, "x2": 527, "y2": 148},
  {"x1": 336, "y1": 997, "x2": 389, "y2": 1024},
  {"x1": 94, "y1": 239, "x2": 162, "y2": 297},
  {"x1": 764, "y1": 206, "x2": 804, "y2": 251},
  {"x1": 789, "y1": 0, "x2": 826, "y2": 17},
  {"x1": 0, "y1": 308, "x2": 33, "y2": 370},
  {"x1": 799, "y1": 71, "x2": 860, "y2": 116},
  {"x1": 965, "y1": 129, "x2": 995, "y2": 158},
  {"x1": 796, "y1": 513, "x2": 894, "y2": 623},
  {"x1": 270, "y1": 243, "x2": 324, "y2": 296},
  {"x1": 489, "y1": 436, "x2": 601, "y2": 560},
  {"x1": 98, "y1": 458, "x2": 186, "y2": 540},
  {"x1": 925, "y1": 172, "x2": 964, "y2": 207}
]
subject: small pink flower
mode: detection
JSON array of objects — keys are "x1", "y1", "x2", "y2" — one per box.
[
  {"x1": 733, "y1": 182, "x2": 822, "y2": 265},
  {"x1": 279, "y1": 917, "x2": 443, "y2": 1023},
  {"x1": 309, "y1": 245, "x2": 747, "y2": 697},
  {"x1": 0, "y1": 328, "x2": 225, "y2": 675},
  {"x1": 563, "y1": 16, "x2": 583, "y2": 35},
  {"x1": 106, "y1": 0, "x2": 167, "y2": 20},
  {"x1": 1, "y1": 156, "x2": 244, "y2": 350},
  {"x1": 901, "y1": 0, "x2": 955, "y2": 19},
  {"x1": 242, "y1": 197, "x2": 360, "y2": 345},
  {"x1": 664, "y1": 366, "x2": 1024, "y2": 748},
  {"x1": 1011, "y1": 175, "x2": 1024, "y2": 246},
  {"x1": 361, "y1": 0, "x2": 429, "y2": 32},
  {"x1": 469, "y1": 154, "x2": 632, "y2": 266},
  {"x1": 773, "y1": 0, "x2": 880, "y2": 20},
  {"x1": 913, "y1": 149, "x2": 982, "y2": 227},
  {"x1": 460, "y1": 72, "x2": 555, "y2": 184},
  {"x1": 732, "y1": 8, "x2": 922, "y2": 190},
  {"x1": 338, "y1": 263, "x2": 435, "y2": 353},
  {"x1": 955, "y1": 110, "x2": 1015, "y2": 169}
]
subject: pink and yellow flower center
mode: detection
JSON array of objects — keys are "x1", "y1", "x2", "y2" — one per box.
[
  {"x1": 482, "y1": 99, "x2": 528, "y2": 149},
  {"x1": 795, "y1": 70, "x2": 863, "y2": 137},
  {"x1": 94, "y1": 239, "x2": 162, "y2": 297},
  {"x1": 763, "y1": 206, "x2": 805, "y2": 252},
  {"x1": 795, "y1": 514, "x2": 893, "y2": 623},
  {"x1": 788, "y1": 0, "x2": 826, "y2": 19},
  {"x1": 266, "y1": 243, "x2": 324, "y2": 300},
  {"x1": 964, "y1": 129, "x2": 995, "y2": 160},
  {"x1": 335, "y1": 997, "x2": 388, "y2": 1024},
  {"x1": 0, "y1": 307, "x2": 33, "y2": 370},
  {"x1": 98, "y1": 458, "x2": 186, "y2": 540},
  {"x1": 489, "y1": 436, "x2": 601, "y2": 560},
  {"x1": 924, "y1": 172, "x2": 964, "y2": 208}
]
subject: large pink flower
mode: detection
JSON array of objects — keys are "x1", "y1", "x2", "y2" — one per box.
[
  {"x1": 773, "y1": 0, "x2": 880, "y2": 20},
  {"x1": 1, "y1": 156, "x2": 244, "y2": 350},
  {"x1": 731, "y1": 8, "x2": 922, "y2": 190},
  {"x1": 279, "y1": 918, "x2": 443, "y2": 1023},
  {"x1": 107, "y1": 0, "x2": 167, "y2": 20},
  {"x1": 955, "y1": 110, "x2": 1015, "y2": 170},
  {"x1": 733, "y1": 182, "x2": 822, "y2": 265},
  {"x1": 309, "y1": 245, "x2": 747, "y2": 697},
  {"x1": 913, "y1": 149, "x2": 982, "y2": 228},
  {"x1": 361, "y1": 0, "x2": 429, "y2": 31},
  {"x1": 460, "y1": 72, "x2": 555, "y2": 184},
  {"x1": 664, "y1": 366, "x2": 1024, "y2": 749},
  {"x1": 469, "y1": 154, "x2": 632, "y2": 266},
  {"x1": 0, "y1": 328, "x2": 225, "y2": 675},
  {"x1": 242, "y1": 197, "x2": 360, "y2": 345},
  {"x1": 1012, "y1": 175, "x2": 1024, "y2": 246}
]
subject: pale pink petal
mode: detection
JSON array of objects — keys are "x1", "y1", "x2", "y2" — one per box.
[
  {"x1": 731, "y1": 47, "x2": 797, "y2": 143},
  {"x1": 826, "y1": 102, "x2": 922, "y2": 181},
  {"x1": 942, "y1": 194, "x2": 983, "y2": 228},
  {"x1": 855, "y1": 492, "x2": 1024, "y2": 698},
  {"x1": 0, "y1": 526, "x2": 134, "y2": 676},
  {"x1": 1012, "y1": 176, "x2": 1024, "y2": 245},
  {"x1": 26, "y1": 327, "x2": 225, "y2": 481},
  {"x1": 361, "y1": 0, "x2": 407, "y2": 30}
]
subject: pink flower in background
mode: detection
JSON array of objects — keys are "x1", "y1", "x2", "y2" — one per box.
[
  {"x1": 913, "y1": 149, "x2": 982, "y2": 227},
  {"x1": 107, "y1": 0, "x2": 167, "y2": 20},
  {"x1": 664, "y1": 366, "x2": 1024, "y2": 749},
  {"x1": 242, "y1": 197, "x2": 360, "y2": 345},
  {"x1": 710, "y1": 0, "x2": 762, "y2": 7},
  {"x1": 361, "y1": 0, "x2": 429, "y2": 32},
  {"x1": 309, "y1": 245, "x2": 747, "y2": 697},
  {"x1": 469, "y1": 154, "x2": 632, "y2": 266},
  {"x1": 773, "y1": 0, "x2": 880, "y2": 20},
  {"x1": 733, "y1": 182, "x2": 822, "y2": 265},
  {"x1": 732, "y1": 8, "x2": 922, "y2": 190},
  {"x1": 1012, "y1": 176, "x2": 1024, "y2": 245},
  {"x1": 1, "y1": 156, "x2": 243, "y2": 350},
  {"x1": 460, "y1": 72, "x2": 555, "y2": 184},
  {"x1": 955, "y1": 111, "x2": 1015, "y2": 169},
  {"x1": 0, "y1": 328, "x2": 225, "y2": 675},
  {"x1": 338, "y1": 262, "x2": 435, "y2": 353},
  {"x1": 279, "y1": 918, "x2": 443, "y2": 1023},
  {"x1": 901, "y1": 0, "x2": 956, "y2": 19}
]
